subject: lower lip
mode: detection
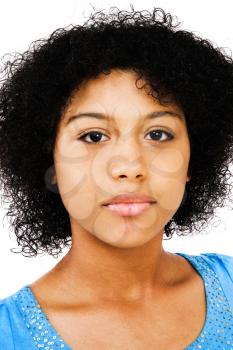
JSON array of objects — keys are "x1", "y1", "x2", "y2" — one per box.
[{"x1": 103, "y1": 202, "x2": 155, "y2": 216}]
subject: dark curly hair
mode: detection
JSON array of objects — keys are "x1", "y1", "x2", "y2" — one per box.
[{"x1": 0, "y1": 5, "x2": 233, "y2": 258}]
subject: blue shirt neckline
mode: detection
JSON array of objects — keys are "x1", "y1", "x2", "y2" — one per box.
[{"x1": 20, "y1": 252, "x2": 211, "y2": 349}]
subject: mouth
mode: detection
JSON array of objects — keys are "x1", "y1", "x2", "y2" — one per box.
[{"x1": 102, "y1": 202, "x2": 156, "y2": 217}]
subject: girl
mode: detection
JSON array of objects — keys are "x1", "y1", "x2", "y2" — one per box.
[{"x1": 0, "y1": 5, "x2": 233, "y2": 350}]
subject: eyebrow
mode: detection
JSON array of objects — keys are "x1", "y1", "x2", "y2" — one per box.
[{"x1": 65, "y1": 110, "x2": 184, "y2": 126}]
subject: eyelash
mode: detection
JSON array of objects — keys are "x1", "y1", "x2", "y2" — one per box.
[{"x1": 78, "y1": 129, "x2": 175, "y2": 144}]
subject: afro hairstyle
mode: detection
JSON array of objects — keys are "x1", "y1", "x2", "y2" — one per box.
[{"x1": 0, "y1": 5, "x2": 233, "y2": 257}]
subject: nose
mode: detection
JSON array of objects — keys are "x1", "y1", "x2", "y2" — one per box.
[
  {"x1": 111, "y1": 161, "x2": 145, "y2": 181},
  {"x1": 109, "y1": 141, "x2": 147, "y2": 182},
  {"x1": 118, "y1": 169, "x2": 145, "y2": 181}
]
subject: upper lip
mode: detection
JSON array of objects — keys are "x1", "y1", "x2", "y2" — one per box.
[{"x1": 101, "y1": 192, "x2": 157, "y2": 205}]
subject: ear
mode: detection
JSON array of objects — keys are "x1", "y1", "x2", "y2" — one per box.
[{"x1": 51, "y1": 172, "x2": 57, "y2": 185}]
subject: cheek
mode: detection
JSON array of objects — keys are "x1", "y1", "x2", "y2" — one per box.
[
  {"x1": 54, "y1": 157, "x2": 98, "y2": 222},
  {"x1": 157, "y1": 178, "x2": 186, "y2": 212},
  {"x1": 150, "y1": 147, "x2": 187, "y2": 175},
  {"x1": 53, "y1": 133, "x2": 93, "y2": 196},
  {"x1": 149, "y1": 148, "x2": 189, "y2": 212},
  {"x1": 53, "y1": 135, "x2": 111, "y2": 222},
  {"x1": 55, "y1": 161, "x2": 86, "y2": 195}
]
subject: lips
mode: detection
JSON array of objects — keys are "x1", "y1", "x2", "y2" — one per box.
[
  {"x1": 101, "y1": 192, "x2": 156, "y2": 206},
  {"x1": 104, "y1": 202, "x2": 154, "y2": 216}
]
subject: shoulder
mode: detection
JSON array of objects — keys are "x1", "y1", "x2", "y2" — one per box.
[
  {"x1": 0, "y1": 285, "x2": 36, "y2": 349},
  {"x1": 0, "y1": 295, "x2": 15, "y2": 349},
  {"x1": 199, "y1": 252, "x2": 233, "y2": 279},
  {"x1": 199, "y1": 252, "x2": 233, "y2": 311}
]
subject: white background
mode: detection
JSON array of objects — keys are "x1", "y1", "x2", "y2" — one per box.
[{"x1": 0, "y1": 0, "x2": 233, "y2": 298}]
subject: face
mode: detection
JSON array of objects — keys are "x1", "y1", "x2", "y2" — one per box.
[{"x1": 52, "y1": 69, "x2": 191, "y2": 248}]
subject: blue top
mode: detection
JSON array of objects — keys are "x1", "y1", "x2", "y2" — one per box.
[{"x1": 0, "y1": 252, "x2": 233, "y2": 350}]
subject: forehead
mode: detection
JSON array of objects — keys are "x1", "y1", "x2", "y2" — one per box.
[
  {"x1": 68, "y1": 69, "x2": 172, "y2": 105},
  {"x1": 62, "y1": 69, "x2": 185, "y2": 126}
]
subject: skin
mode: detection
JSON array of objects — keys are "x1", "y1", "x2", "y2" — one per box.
[
  {"x1": 30, "y1": 69, "x2": 203, "y2": 348},
  {"x1": 30, "y1": 70, "x2": 206, "y2": 350}
]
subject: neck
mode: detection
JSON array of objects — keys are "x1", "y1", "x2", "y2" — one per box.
[{"x1": 51, "y1": 228, "x2": 178, "y2": 305}]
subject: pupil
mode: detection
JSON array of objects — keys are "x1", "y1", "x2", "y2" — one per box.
[
  {"x1": 151, "y1": 131, "x2": 160, "y2": 140},
  {"x1": 90, "y1": 132, "x2": 102, "y2": 142}
]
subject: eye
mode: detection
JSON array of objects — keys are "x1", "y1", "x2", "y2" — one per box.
[
  {"x1": 78, "y1": 129, "x2": 174, "y2": 144},
  {"x1": 78, "y1": 131, "x2": 108, "y2": 144},
  {"x1": 145, "y1": 129, "x2": 174, "y2": 142}
]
